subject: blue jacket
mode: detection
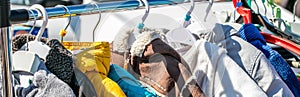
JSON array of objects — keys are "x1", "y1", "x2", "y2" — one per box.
[{"x1": 238, "y1": 24, "x2": 300, "y2": 96}]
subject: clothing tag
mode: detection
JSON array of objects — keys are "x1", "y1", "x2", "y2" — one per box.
[{"x1": 19, "y1": 75, "x2": 33, "y2": 88}]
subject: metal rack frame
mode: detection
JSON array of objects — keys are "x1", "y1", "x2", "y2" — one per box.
[{"x1": 1, "y1": 0, "x2": 184, "y2": 96}]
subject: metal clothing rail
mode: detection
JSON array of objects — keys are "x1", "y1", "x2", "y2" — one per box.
[
  {"x1": 10, "y1": 0, "x2": 183, "y2": 24},
  {"x1": 1, "y1": 0, "x2": 184, "y2": 96},
  {"x1": 0, "y1": 0, "x2": 13, "y2": 96}
]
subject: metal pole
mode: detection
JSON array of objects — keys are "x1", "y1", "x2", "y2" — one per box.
[
  {"x1": 0, "y1": 0, "x2": 13, "y2": 96},
  {"x1": 10, "y1": 0, "x2": 181, "y2": 24}
]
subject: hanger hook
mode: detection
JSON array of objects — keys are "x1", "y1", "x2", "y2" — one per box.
[
  {"x1": 261, "y1": 0, "x2": 267, "y2": 16},
  {"x1": 62, "y1": 6, "x2": 72, "y2": 31},
  {"x1": 137, "y1": 0, "x2": 149, "y2": 30},
  {"x1": 294, "y1": 0, "x2": 299, "y2": 22},
  {"x1": 93, "y1": 3, "x2": 101, "y2": 42},
  {"x1": 26, "y1": 9, "x2": 37, "y2": 51},
  {"x1": 203, "y1": 0, "x2": 214, "y2": 22},
  {"x1": 57, "y1": 5, "x2": 72, "y2": 42},
  {"x1": 30, "y1": 4, "x2": 48, "y2": 42},
  {"x1": 253, "y1": 0, "x2": 260, "y2": 14},
  {"x1": 183, "y1": 0, "x2": 194, "y2": 28}
]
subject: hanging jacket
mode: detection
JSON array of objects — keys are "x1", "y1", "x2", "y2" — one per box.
[
  {"x1": 75, "y1": 42, "x2": 126, "y2": 97},
  {"x1": 45, "y1": 39, "x2": 81, "y2": 96},
  {"x1": 108, "y1": 64, "x2": 157, "y2": 97},
  {"x1": 238, "y1": 24, "x2": 300, "y2": 96},
  {"x1": 130, "y1": 31, "x2": 204, "y2": 97},
  {"x1": 205, "y1": 23, "x2": 294, "y2": 96},
  {"x1": 182, "y1": 39, "x2": 268, "y2": 97}
]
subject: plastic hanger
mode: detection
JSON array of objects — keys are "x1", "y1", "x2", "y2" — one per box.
[
  {"x1": 57, "y1": 5, "x2": 72, "y2": 42},
  {"x1": 12, "y1": 8, "x2": 43, "y2": 73},
  {"x1": 92, "y1": 3, "x2": 101, "y2": 42},
  {"x1": 165, "y1": 0, "x2": 196, "y2": 46},
  {"x1": 233, "y1": 0, "x2": 300, "y2": 56},
  {"x1": 20, "y1": 4, "x2": 51, "y2": 60},
  {"x1": 260, "y1": 32, "x2": 300, "y2": 55},
  {"x1": 234, "y1": 0, "x2": 300, "y2": 44},
  {"x1": 233, "y1": 0, "x2": 252, "y2": 24}
]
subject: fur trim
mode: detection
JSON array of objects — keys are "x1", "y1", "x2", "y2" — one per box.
[
  {"x1": 130, "y1": 30, "x2": 162, "y2": 57},
  {"x1": 113, "y1": 27, "x2": 169, "y2": 54},
  {"x1": 112, "y1": 28, "x2": 134, "y2": 53}
]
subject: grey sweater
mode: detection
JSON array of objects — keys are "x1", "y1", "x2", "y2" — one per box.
[{"x1": 26, "y1": 70, "x2": 75, "y2": 97}]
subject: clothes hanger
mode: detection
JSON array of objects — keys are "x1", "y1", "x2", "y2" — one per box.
[
  {"x1": 12, "y1": 8, "x2": 43, "y2": 73},
  {"x1": 57, "y1": 5, "x2": 72, "y2": 43},
  {"x1": 127, "y1": 0, "x2": 150, "y2": 48},
  {"x1": 204, "y1": 0, "x2": 214, "y2": 22},
  {"x1": 234, "y1": 0, "x2": 300, "y2": 44},
  {"x1": 294, "y1": 0, "x2": 299, "y2": 23},
  {"x1": 92, "y1": 3, "x2": 101, "y2": 42},
  {"x1": 290, "y1": 0, "x2": 300, "y2": 35},
  {"x1": 62, "y1": 3, "x2": 106, "y2": 52},
  {"x1": 20, "y1": 4, "x2": 51, "y2": 60},
  {"x1": 233, "y1": 0, "x2": 300, "y2": 56},
  {"x1": 165, "y1": 0, "x2": 196, "y2": 46}
]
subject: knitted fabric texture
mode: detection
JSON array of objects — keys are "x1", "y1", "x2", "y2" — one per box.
[
  {"x1": 130, "y1": 31, "x2": 162, "y2": 57},
  {"x1": 11, "y1": 34, "x2": 48, "y2": 53},
  {"x1": 26, "y1": 70, "x2": 75, "y2": 97},
  {"x1": 45, "y1": 39, "x2": 74, "y2": 85},
  {"x1": 113, "y1": 27, "x2": 169, "y2": 54},
  {"x1": 238, "y1": 24, "x2": 300, "y2": 96}
]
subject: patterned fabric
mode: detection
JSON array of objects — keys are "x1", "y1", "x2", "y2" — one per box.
[
  {"x1": 238, "y1": 24, "x2": 300, "y2": 96},
  {"x1": 45, "y1": 39, "x2": 74, "y2": 85},
  {"x1": 26, "y1": 70, "x2": 75, "y2": 97},
  {"x1": 11, "y1": 34, "x2": 48, "y2": 53}
]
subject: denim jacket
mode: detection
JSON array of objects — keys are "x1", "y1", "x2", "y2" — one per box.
[{"x1": 205, "y1": 23, "x2": 294, "y2": 97}]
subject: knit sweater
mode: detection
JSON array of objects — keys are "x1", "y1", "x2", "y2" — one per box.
[{"x1": 238, "y1": 24, "x2": 300, "y2": 96}]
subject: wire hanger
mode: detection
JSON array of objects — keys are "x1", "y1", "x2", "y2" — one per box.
[
  {"x1": 127, "y1": 0, "x2": 150, "y2": 48},
  {"x1": 57, "y1": 5, "x2": 72, "y2": 42},
  {"x1": 12, "y1": 7, "x2": 43, "y2": 73},
  {"x1": 294, "y1": 0, "x2": 299, "y2": 22},
  {"x1": 136, "y1": 0, "x2": 149, "y2": 31},
  {"x1": 183, "y1": 0, "x2": 194, "y2": 27},
  {"x1": 21, "y1": 4, "x2": 51, "y2": 60},
  {"x1": 92, "y1": 3, "x2": 101, "y2": 42},
  {"x1": 25, "y1": 9, "x2": 37, "y2": 51},
  {"x1": 203, "y1": 0, "x2": 214, "y2": 22}
]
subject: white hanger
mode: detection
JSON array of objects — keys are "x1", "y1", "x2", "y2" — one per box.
[
  {"x1": 127, "y1": 0, "x2": 150, "y2": 48},
  {"x1": 20, "y1": 4, "x2": 51, "y2": 60},
  {"x1": 12, "y1": 9, "x2": 43, "y2": 73},
  {"x1": 166, "y1": 0, "x2": 196, "y2": 46}
]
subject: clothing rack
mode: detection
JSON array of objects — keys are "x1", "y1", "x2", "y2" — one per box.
[
  {"x1": 10, "y1": 0, "x2": 181, "y2": 24},
  {"x1": 1, "y1": 0, "x2": 184, "y2": 96}
]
